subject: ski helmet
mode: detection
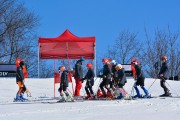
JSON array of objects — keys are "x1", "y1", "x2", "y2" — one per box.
[
  {"x1": 111, "y1": 60, "x2": 116, "y2": 65},
  {"x1": 102, "y1": 58, "x2": 108, "y2": 63},
  {"x1": 59, "y1": 66, "x2": 65, "y2": 71},
  {"x1": 16, "y1": 59, "x2": 22, "y2": 67},
  {"x1": 115, "y1": 64, "x2": 122, "y2": 70},
  {"x1": 161, "y1": 56, "x2": 167, "y2": 61},
  {"x1": 80, "y1": 57, "x2": 85, "y2": 61},
  {"x1": 131, "y1": 58, "x2": 139, "y2": 64},
  {"x1": 20, "y1": 61, "x2": 25, "y2": 67},
  {"x1": 86, "y1": 63, "x2": 93, "y2": 69}
]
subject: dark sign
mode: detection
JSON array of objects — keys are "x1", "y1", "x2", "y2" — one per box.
[
  {"x1": 0, "y1": 64, "x2": 16, "y2": 77},
  {"x1": 122, "y1": 64, "x2": 133, "y2": 77}
]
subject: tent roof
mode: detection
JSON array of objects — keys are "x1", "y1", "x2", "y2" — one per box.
[{"x1": 38, "y1": 29, "x2": 96, "y2": 59}]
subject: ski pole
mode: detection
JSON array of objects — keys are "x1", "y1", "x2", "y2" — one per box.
[
  {"x1": 95, "y1": 78, "x2": 102, "y2": 94},
  {"x1": 148, "y1": 78, "x2": 157, "y2": 91},
  {"x1": 130, "y1": 83, "x2": 135, "y2": 97},
  {"x1": 94, "y1": 77, "x2": 98, "y2": 82}
]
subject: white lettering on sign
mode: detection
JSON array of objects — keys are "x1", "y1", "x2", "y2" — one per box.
[{"x1": 0, "y1": 72, "x2": 8, "y2": 76}]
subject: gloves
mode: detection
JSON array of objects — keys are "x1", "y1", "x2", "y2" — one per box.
[
  {"x1": 80, "y1": 79, "x2": 84, "y2": 83},
  {"x1": 133, "y1": 62, "x2": 137, "y2": 65},
  {"x1": 103, "y1": 75, "x2": 106, "y2": 79},
  {"x1": 159, "y1": 74, "x2": 163, "y2": 77}
]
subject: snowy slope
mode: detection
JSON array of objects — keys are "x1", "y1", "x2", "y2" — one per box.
[{"x1": 0, "y1": 78, "x2": 180, "y2": 120}]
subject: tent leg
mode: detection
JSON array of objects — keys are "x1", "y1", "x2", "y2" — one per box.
[
  {"x1": 54, "y1": 60, "x2": 56, "y2": 99},
  {"x1": 68, "y1": 59, "x2": 75, "y2": 96},
  {"x1": 38, "y1": 44, "x2": 40, "y2": 78},
  {"x1": 94, "y1": 43, "x2": 96, "y2": 77}
]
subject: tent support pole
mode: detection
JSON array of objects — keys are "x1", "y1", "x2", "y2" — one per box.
[
  {"x1": 93, "y1": 43, "x2": 96, "y2": 77},
  {"x1": 54, "y1": 59, "x2": 56, "y2": 99},
  {"x1": 38, "y1": 44, "x2": 40, "y2": 78}
]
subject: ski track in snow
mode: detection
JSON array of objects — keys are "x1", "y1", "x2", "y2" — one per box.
[{"x1": 0, "y1": 78, "x2": 180, "y2": 120}]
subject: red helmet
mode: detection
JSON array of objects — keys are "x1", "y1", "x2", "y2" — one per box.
[
  {"x1": 16, "y1": 59, "x2": 22, "y2": 67},
  {"x1": 102, "y1": 58, "x2": 108, "y2": 63},
  {"x1": 162, "y1": 56, "x2": 167, "y2": 61},
  {"x1": 131, "y1": 58, "x2": 139, "y2": 64},
  {"x1": 86, "y1": 63, "x2": 93, "y2": 69}
]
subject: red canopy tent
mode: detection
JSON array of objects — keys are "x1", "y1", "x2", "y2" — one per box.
[
  {"x1": 38, "y1": 29, "x2": 96, "y2": 98},
  {"x1": 39, "y1": 29, "x2": 95, "y2": 59}
]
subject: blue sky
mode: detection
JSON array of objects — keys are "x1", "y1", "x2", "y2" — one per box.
[{"x1": 21, "y1": 0, "x2": 180, "y2": 57}]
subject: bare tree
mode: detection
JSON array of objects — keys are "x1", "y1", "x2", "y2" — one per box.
[
  {"x1": 142, "y1": 27, "x2": 180, "y2": 78},
  {"x1": 107, "y1": 30, "x2": 142, "y2": 64},
  {"x1": 0, "y1": 0, "x2": 39, "y2": 77}
]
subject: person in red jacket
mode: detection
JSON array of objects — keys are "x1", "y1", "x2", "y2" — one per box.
[{"x1": 74, "y1": 57, "x2": 85, "y2": 96}]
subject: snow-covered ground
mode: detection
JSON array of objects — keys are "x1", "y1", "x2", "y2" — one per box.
[{"x1": 0, "y1": 78, "x2": 180, "y2": 120}]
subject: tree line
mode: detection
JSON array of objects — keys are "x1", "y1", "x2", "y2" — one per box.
[{"x1": 106, "y1": 28, "x2": 180, "y2": 78}]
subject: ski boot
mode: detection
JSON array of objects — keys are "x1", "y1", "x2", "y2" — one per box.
[
  {"x1": 66, "y1": 95, "x2": 74, "y2": 102},
  {"x1": 106, "y1": 91, "x2": 114, "y2": 99},
  {"x1": 143, "y1": 94, "x2": 151, "y2": 98},
  {"x1": 14, "y1": 94, "x2": 21, "y2": 101},
  {"x1": 97, "y1": 89, "x2": 104, "y2": 97},
  {"x1": 84, "y1": 94, "x2": 91, "y2": 100},
  {"x1": 58, "y1": 96, "x2": 66, "y2": 102},
  {"x1": 133, "y1": 94, "x2": 142, "y2": 98},
  {"x1": 88, "y1": 94, "x2": 96, "y2": 100},
  {"x1": 160, "y1": 93, "x2": 172, "y2": 97},
  {"x1": 117, "y1": 93, "x2": 123, "y2": 99},
  {"x1": 20, "y1": 94, "x2": 27, "y2": 101}
]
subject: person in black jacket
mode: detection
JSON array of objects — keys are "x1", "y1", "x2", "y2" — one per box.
[
  {"x1": 159, "y1": 56, "x2": 170, "y2": 96},
  {"x1": 58, "y1": 66, "x2": 74, "y2": 102},
  {"x1": 74, "y1": 57, "x2": 85, "y2": 96},
  {"x1": 110, "y1": 60, "x2": 118, "y2": 90},
  {"x1": 99, "y1": 58, "x2": 112, "y2": 97},
  {"x1": 113, "y1": 64, "x2": 128, "y2": 99},
  {"x1": 132, "y1": 61, "x2": 149, "y2": 98},
  {"x1": 115, "y1": 64, "x2": 127, "y2": 88},
  {"x1": 15, "y1": 59, "x2": 26, "y2": 101},
  {"x1": 82, "y1": 63, "x2": 95, "y2": 99}
]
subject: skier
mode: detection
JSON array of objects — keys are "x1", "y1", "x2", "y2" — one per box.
[
  {"x1": 110, "y1": 60, "x2": 118, "y2": 89},
  {"x1": 15, "y1": 59, "x2": 27, "y2": 101},
  {"x1": 113, "y1": 64, "x2": 128, "y2": 99},
  {"x1": 131, "y1": 59, "x2": 149, "y2": 98},
  {"x1": 58, "y1": 66, "x2": 74, "y2": 102},
  {"x1": 82, "y1": 63, "x2": 95, "y2": 99},
  {"x1": 74, "y1": 57, "x2": 85, "y2": 96},
  {"x1": 99, "y1": 58, "x2": 112, "y2": 98},
  {"x1": 20, "y1": 60, "x2": 31, "y2": 97},
  {"x1": 159, "y1": 56, "x2": 171, "y2": 97}
]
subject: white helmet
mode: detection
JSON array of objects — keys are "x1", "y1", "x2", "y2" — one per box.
[
  {"x1": 115, "y1": 64, "x2": 122, "y2": 70},
  {"x1": 111, "y1": 60, "x2": 116, "y2": 65}
]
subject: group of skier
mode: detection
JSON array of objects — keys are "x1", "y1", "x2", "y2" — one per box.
[
  {"x1": 15, "y1": 55, "x2": 170, "y2": 102},
  {"x1": 56, "y1": 55, "x2": 170, "y2": 102}
]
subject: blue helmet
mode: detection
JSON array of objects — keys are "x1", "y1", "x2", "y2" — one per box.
[{"x1": 80, "y1": 57, "x2": 85, "y2": 61}]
